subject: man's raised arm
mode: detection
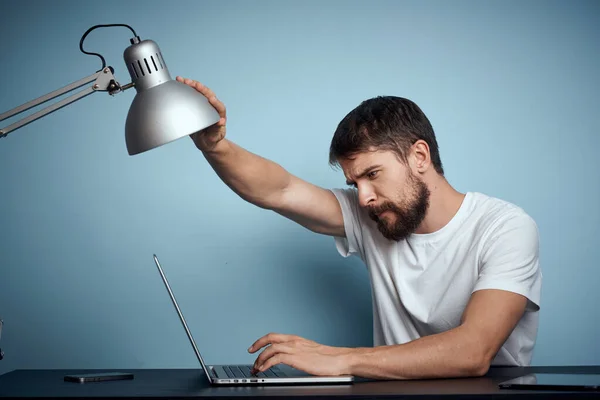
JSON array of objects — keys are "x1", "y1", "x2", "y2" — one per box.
[{"x1": 178, "y1": 77, "x2": 345, "y2": 238}]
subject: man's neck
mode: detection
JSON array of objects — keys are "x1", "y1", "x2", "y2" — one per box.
[{"x1": 415, "y1": 176, "x2": 465, "y2": 235}]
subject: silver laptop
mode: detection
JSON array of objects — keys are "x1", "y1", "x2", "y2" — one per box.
[{"x1": 153, "y1": 254, "x2": 354, "y2": 385}]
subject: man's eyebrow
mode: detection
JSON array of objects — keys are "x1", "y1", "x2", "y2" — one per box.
[{"x1": 345, "y1": 165, "x2": 382, "y2": 186}]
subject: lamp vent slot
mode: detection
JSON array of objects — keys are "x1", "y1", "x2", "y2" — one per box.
[
  {"x1": 137, "y1": 60, "x2": 145, "y2": 76},
  {"x1": 157, "y1": 52, "x2": 166, "y2": 69},
  {"x1": 151, "y1": 55, "x2": 158, "y2": 71},
  {"x1": 144, "y1": 58, "x2": 152, "y2": 74},
  {"x1": 129, "y1": 63, "x2": 139, "y2": 79}
]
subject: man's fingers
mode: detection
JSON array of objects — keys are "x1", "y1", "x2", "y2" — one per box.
[
  {"x1": 176, "y1": 77, "x2": 224, "y2": 118},
  {"x1": 193, "y1": 81, "x2": 215, "y2": 98},
  {"x1": 258, "y1": 353, "x2": 292, "y2": 373},
  {"x1": 181, "y1": 77, "x2": 196, "y2": 86},
  {"x1": 180, "y1": 78, "x2": 224, "y2": 117},
  {"x1": 249, "y1": 333, "x2": 296, "y2": 352},
  {"x1": 252, "y1": 344, "x2": 292, "y2": 372},
  {"x1": 209, "y1": 96, "x2": 227, "y2": 118},
  {"x1": 176, "y1": 76, "x2": 217, "y2": 98},
  {"x1": 177, "y1": 76, "x2": 196, "y2": 87},
  {"x1": 248, "y1": 333, "x2": 296, "y2": 354}
]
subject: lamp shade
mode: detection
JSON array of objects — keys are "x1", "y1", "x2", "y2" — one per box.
[{"x1": 123, "y1": 39, "x2": 220, "y2": 155}]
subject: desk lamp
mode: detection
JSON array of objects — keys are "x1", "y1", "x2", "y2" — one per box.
[{"x1": 0, "y1": 24, "x2": 220, "y2": 155}]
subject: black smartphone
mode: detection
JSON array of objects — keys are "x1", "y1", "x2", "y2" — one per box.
[{"x1": 64, "y1": 372, "x2": 134, "y2": 383}]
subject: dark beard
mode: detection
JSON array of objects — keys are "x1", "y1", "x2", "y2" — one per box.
[{"x1": 368, "y1": 173, "x2": 430, "y2": 241}]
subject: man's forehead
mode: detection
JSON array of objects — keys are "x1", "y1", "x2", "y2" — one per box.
[
  {"x1": 340, "y1": 156, "x2": 364, "y2": 178},
  {"x1": 340, "y1": 150, "x2": 391, "y2": 176}
]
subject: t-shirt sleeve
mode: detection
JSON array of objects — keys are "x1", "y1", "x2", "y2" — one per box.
[
  {"x1": 474, "y1": 212, "x2": 542, "y2": 311},
  {"x1": 330, "y1": 188, "x2": 364, "y2": 258}
]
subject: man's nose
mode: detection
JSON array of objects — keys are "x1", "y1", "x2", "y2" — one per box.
[{"x1": 358, "y1": 187, "x2": 376, "y2": 208}]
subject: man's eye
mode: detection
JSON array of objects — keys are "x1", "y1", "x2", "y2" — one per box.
[{"x1": 367, "y1": 171, "x2": 379, "y2": 179}]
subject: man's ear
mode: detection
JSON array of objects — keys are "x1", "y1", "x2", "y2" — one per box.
[{"x1": 410, "y1": 140, "x2": 431, "y2": 173}]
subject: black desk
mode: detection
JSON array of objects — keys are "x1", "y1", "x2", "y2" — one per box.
[{"x1": 0, "y1": 366, "x2": 599, "y2": 399}]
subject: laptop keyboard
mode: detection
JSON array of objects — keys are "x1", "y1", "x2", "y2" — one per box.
[{"x1": 220, "y1": 365, "x2": 286, "y2": 379}]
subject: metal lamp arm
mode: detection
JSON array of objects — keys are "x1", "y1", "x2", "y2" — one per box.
[{"x1": 0, "y1": 67, "x2": 132, "y2": 138}]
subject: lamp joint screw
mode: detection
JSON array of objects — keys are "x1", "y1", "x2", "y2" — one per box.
[{"x1": 93, "y1": 84, "x2": 99, "y2": 90}]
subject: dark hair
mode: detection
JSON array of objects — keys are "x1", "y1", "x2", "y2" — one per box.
[{"x1": 329, "y1": 96, "x2": 444, "y2": 175}]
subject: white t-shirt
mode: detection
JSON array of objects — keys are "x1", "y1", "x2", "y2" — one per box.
[{"x1": 331, "y1": 189, "x2": 542, "y2": 366}]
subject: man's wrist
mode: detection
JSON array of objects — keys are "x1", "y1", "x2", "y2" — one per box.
[
  {"x1": 201, "y1": 138, "x2": 229, "y2": 157},
  {"x1": 339, "y1": 347, "x2": 367, "y2": 376}
]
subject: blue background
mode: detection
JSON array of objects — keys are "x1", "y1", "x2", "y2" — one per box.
[{"x1": 0, "y1": 0, "x2": 598, "y2": 375}]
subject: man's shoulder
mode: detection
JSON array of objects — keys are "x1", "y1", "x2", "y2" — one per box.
[
  {"x1": 330, "y1": 187, "x2": 381, "y2": 240},
  {"x1": 331, "y1": 187, "x2": 363, "y2": 216},
  {"x1": 467, "y1": 191, "x2": 538, "y2": 240},
  {"x1": 331, "y1": 187, "x2": 358, "y2": 199},
  {"x1": 331, "y1": 188, "x2": 357, "y2": 213},
  {"x1": 469, "y1": 192, "x2": 534, "y2": 220}
]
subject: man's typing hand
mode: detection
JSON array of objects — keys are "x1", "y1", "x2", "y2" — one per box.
[{"x1": 248, "y1": 333, "x2": 353, "y2": 376}]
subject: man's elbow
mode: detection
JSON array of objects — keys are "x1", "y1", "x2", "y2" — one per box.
[
  {"x1": 456, "y1": 359, "x2": 490, "y2": 378},
  {"x1": 470, "y1": 359, "x2": 491, "y2": 377},
  {"x1": 454, "y1": 345, "x2": 494, "y2": 378},
  {"x1": 467, "y1": 349, "x2": 494, "y2": 377}
]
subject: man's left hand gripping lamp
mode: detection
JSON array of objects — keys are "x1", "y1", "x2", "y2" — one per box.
[{"x1": 0, "y1": 24, "x2": 220, "y2": 155}]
